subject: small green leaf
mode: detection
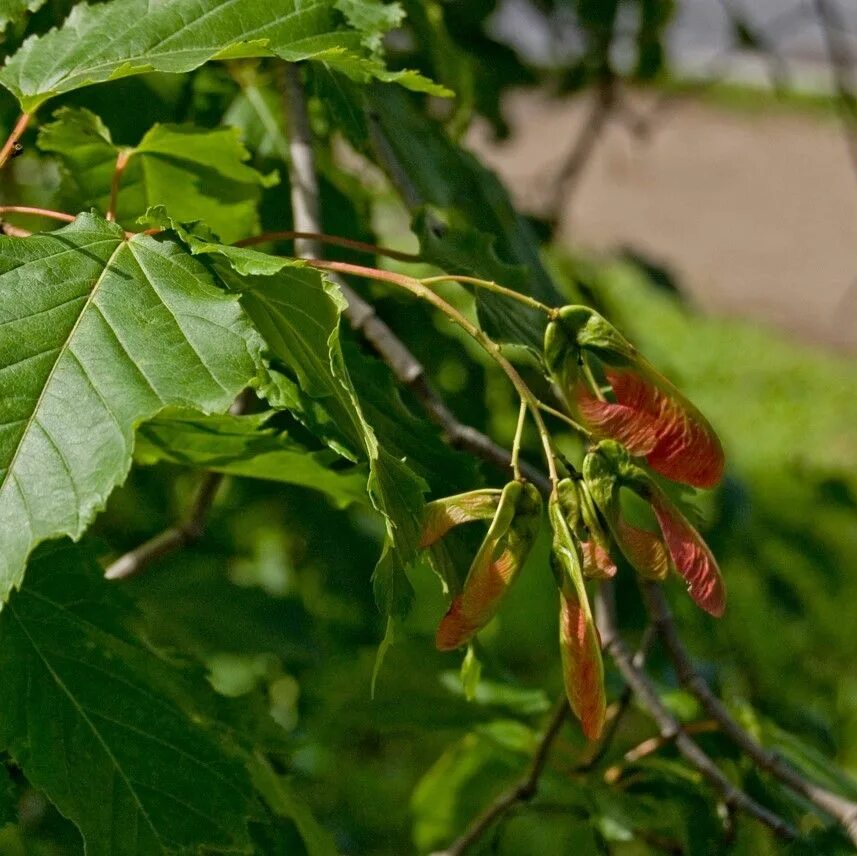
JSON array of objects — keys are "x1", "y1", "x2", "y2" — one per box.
[
  {"x1": 335, "y1": 0, "x2": 404, "y2": 53},
  {"x1": 135, "y1": 408, "x2": 370, "y2": 509},
  {"x1": 438, "y1": 673, "x2": 550, "y2": 715},
  {"x1": 0, "y1": 214, "x2": 261, "y2": 604},
  {"x1": 370, "y1": 614, "x2": 398, "y2": 697},
  {"x1": 0, "y1": 542, "x2": 256, "y2": 855},
  {"x1": 38, "y1": 108, "x2": 275, "y2": 241}
]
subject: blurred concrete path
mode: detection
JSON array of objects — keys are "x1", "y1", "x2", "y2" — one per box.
[{"x1": 468, "y1": 90, "x2": 857, "y2": 353}]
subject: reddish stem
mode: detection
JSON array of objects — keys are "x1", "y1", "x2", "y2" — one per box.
[
  {"x1": 0, "y1": 222, "x2": 32, "y2": 238},
  {"x1": 235, "y1": 230, "x2": 421, "y2": 263},
  {"x1": 107, "y1": 149, "x2": 132, "y2": 222},
  {"x1": 0, "y1": 205, "x2": 76, "y2": 223},
  {"x1": 0, "y1": 113, "x2": 31, "y2": 169},
  {"x1": 305, "y1": 258, "x2": 419, "y2": 289}
]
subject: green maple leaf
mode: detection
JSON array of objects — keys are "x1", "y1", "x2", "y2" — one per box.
[
  {"x1": 0, "y1": 213, "x2": 261, "y2": 604},
  {"x1": 135, "y1": 408, "x2": 369, "y2": 510},
  {"x1": 0, "y1": 541, "x2": 256, "y2": 854},
  {"x1": 38, "y1": 107, "x2": 277, "y2": 242}
]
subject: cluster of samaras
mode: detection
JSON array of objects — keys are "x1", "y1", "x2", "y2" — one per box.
[{"x1": 419, "y1": 307, "x2": 725, "y2": 740}]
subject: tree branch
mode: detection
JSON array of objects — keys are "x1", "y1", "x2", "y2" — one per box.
[
  {"x1": 103, "y1": 390, "x2": 252, "y2": 580},
  {"x1": 544, "y1": 77, "x2": 617, "y2": 221},
  {"x1": 595, "y1": 582, "x2": 797, "y2": 840},
  {"x1": 432, "y1": 699, "x2": 569, "y2": 856},
  {"x1": 0, "y1": 113, "x2": 30, "y2": 170},
  {"x1": 642, "y1": 581, "x2": 857, "y2": 846},
  {"x1": 281, "y1": 65, "x2": 546, "y2": 485},
  {"x1": 603, "y1": 719, "x2": 720, "y2": 785},
  {"x1": 814, "y1": 0, "x2": 857, "y2": 184}
]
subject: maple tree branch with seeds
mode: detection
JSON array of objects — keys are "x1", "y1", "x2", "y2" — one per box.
[
  {"x1": 95, "y1": 62, "x2": 857, "y2": 853},
  {"x1": 0, "y1": 3, "x2": 853, "y2": 854}
]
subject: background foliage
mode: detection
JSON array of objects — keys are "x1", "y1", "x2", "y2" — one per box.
[{"x1": 0, "y1": 1, "x2": 855, "y2": 854}]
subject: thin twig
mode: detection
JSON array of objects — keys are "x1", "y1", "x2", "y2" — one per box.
[
  {"x1": 0, "y1": 221, "x2": 31, "y2": 238},
  {"x1": 814, "y1": 0, "x2": 857, "y2": 184},
  {"x1": 545, "y1": 78, "x2": 617, "y2": 221},
  {"x1": 106, "y1": 150, "x2": 131, "y2": 222},
  {"x1": 0, "y1": 205, "x2": 75, "y2": 223},
  {"x1": 604, "y1": 719, "x2": 720, "y2": 784},
  {"x1": 642, "y1": 582, "x2": 857, "y2": 846},
  {"x1": 433, "y1": 699, "x2": 570, "y2": 856},
  {"x1": 595, "y1": 582, "x2": 797, "y2": 840},
  {"x1": 235, "y1": 229, "x2": 421, "y2": 262},
  {"x1": 536, "y1": 399, "x2": 592, "y2": 439},
  {"x1": 0, "y1": 113, "x2": 31, "y2": 170},
  {"x1": 104, "y1": 474, "x2": 223, "y2": 580},
  {"x1": 419, "y1": 274, "x2": 554, "y2": 315},
  {"x1": 510, "y1": 399, "x2": 528, "y2": 480},
  {"x1": 104, "y1": 391, "x2": 252, "y2": 580}
]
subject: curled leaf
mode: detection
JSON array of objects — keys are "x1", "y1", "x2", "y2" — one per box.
[
  {"x1": 544, "y1": 306, "x2": 724, "y2": 489},
  {"x1": 435, "y1": 482, "x2": 541, "y2": 651},
  {"x1": 584, "y1": 443, "x2": 725, "y2": 616},
  {"x1": 556, "y1": 479, "x2": 616, "y2": 579},
  {"x1": 576, "y1": 369, "x2": 724, "y2": 489},
  {"x1": 613, "y1": 518, "x2": 670, "y2": 581},
  {"x1": 650, "y1": 489, "x2": 725, "y2": 617},
  {"x1": 419, "y1": 488, "x2": 502, "y2": 548},
  {"x1": 582, "y1": 448, "x2": 664, "y2": 579},
  {"x1": 580, "y1": 540, "x2": 619, "y2": 580},
  {"x1": 549, "y1": 496, "x2": 606, "y2": 740},
  {"x1": 558, "y1": 590, "x2": 605, "y2": 740}
]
